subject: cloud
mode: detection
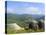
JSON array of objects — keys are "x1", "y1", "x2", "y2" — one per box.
[
  {"x1": 7, "y1": 8, "x2": 16, "y2": 14},
  {"x1": 7, "y1": 7, "x2": 44, "y2": 15},
  {"x1": 15, "y1": 7, "x2": 42, "y2": 15},
  {"x1": 23, "y1": 7, "x2": 42, "y2": 14}
]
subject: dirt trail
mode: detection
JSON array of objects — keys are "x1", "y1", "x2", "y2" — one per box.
[{"x1": 7, "y1": 23, "x2": 22, "y2": 30}]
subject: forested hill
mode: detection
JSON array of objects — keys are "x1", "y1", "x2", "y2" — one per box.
[
  {"x1": 6, "y1": 13, "x2": 44, "y2": 27},
  {"x1": 7, "y1": 13, "x2": 44, "y2": 19}
]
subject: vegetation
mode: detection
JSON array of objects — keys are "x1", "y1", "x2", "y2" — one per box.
[{"x1": 6, "y1": 13, "x2": 45, "y2": 34}]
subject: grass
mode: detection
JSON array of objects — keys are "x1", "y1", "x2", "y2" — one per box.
[{"x1": 7, "y1": 27, "x2": 44, "y2": 34}]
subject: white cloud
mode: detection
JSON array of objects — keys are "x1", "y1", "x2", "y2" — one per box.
[
  {"x1": 7, "y1": 8, "x2": 16, "y2": 14},
  {"x1": 24, "y1": 7, "x2": 42, "y2": 14},
  {"x1": 15, "y1": 7, "x2": 42, "y2": 15},
  {"x1": 7, "y1": 7, "x2": 44, "y2": 15}
]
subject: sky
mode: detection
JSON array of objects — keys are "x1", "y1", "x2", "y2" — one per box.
[{"x1": 7, "y1": 1, "x2": 45, "y2": 15}]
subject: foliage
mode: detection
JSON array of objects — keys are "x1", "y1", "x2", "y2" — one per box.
[{"x1": 7, "y1": 13, "x2": 45, "y2": 34}]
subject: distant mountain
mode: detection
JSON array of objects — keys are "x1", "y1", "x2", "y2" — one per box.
[
  {"x1": 31, "y1": 14, "x2": 45, "y2": 20},
  {"x1": 6, "y1": 13, "x2": 45, "y2": 28},
  {"x1": 7, "y1": 13, "x2": 45, "y2": 20}
]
